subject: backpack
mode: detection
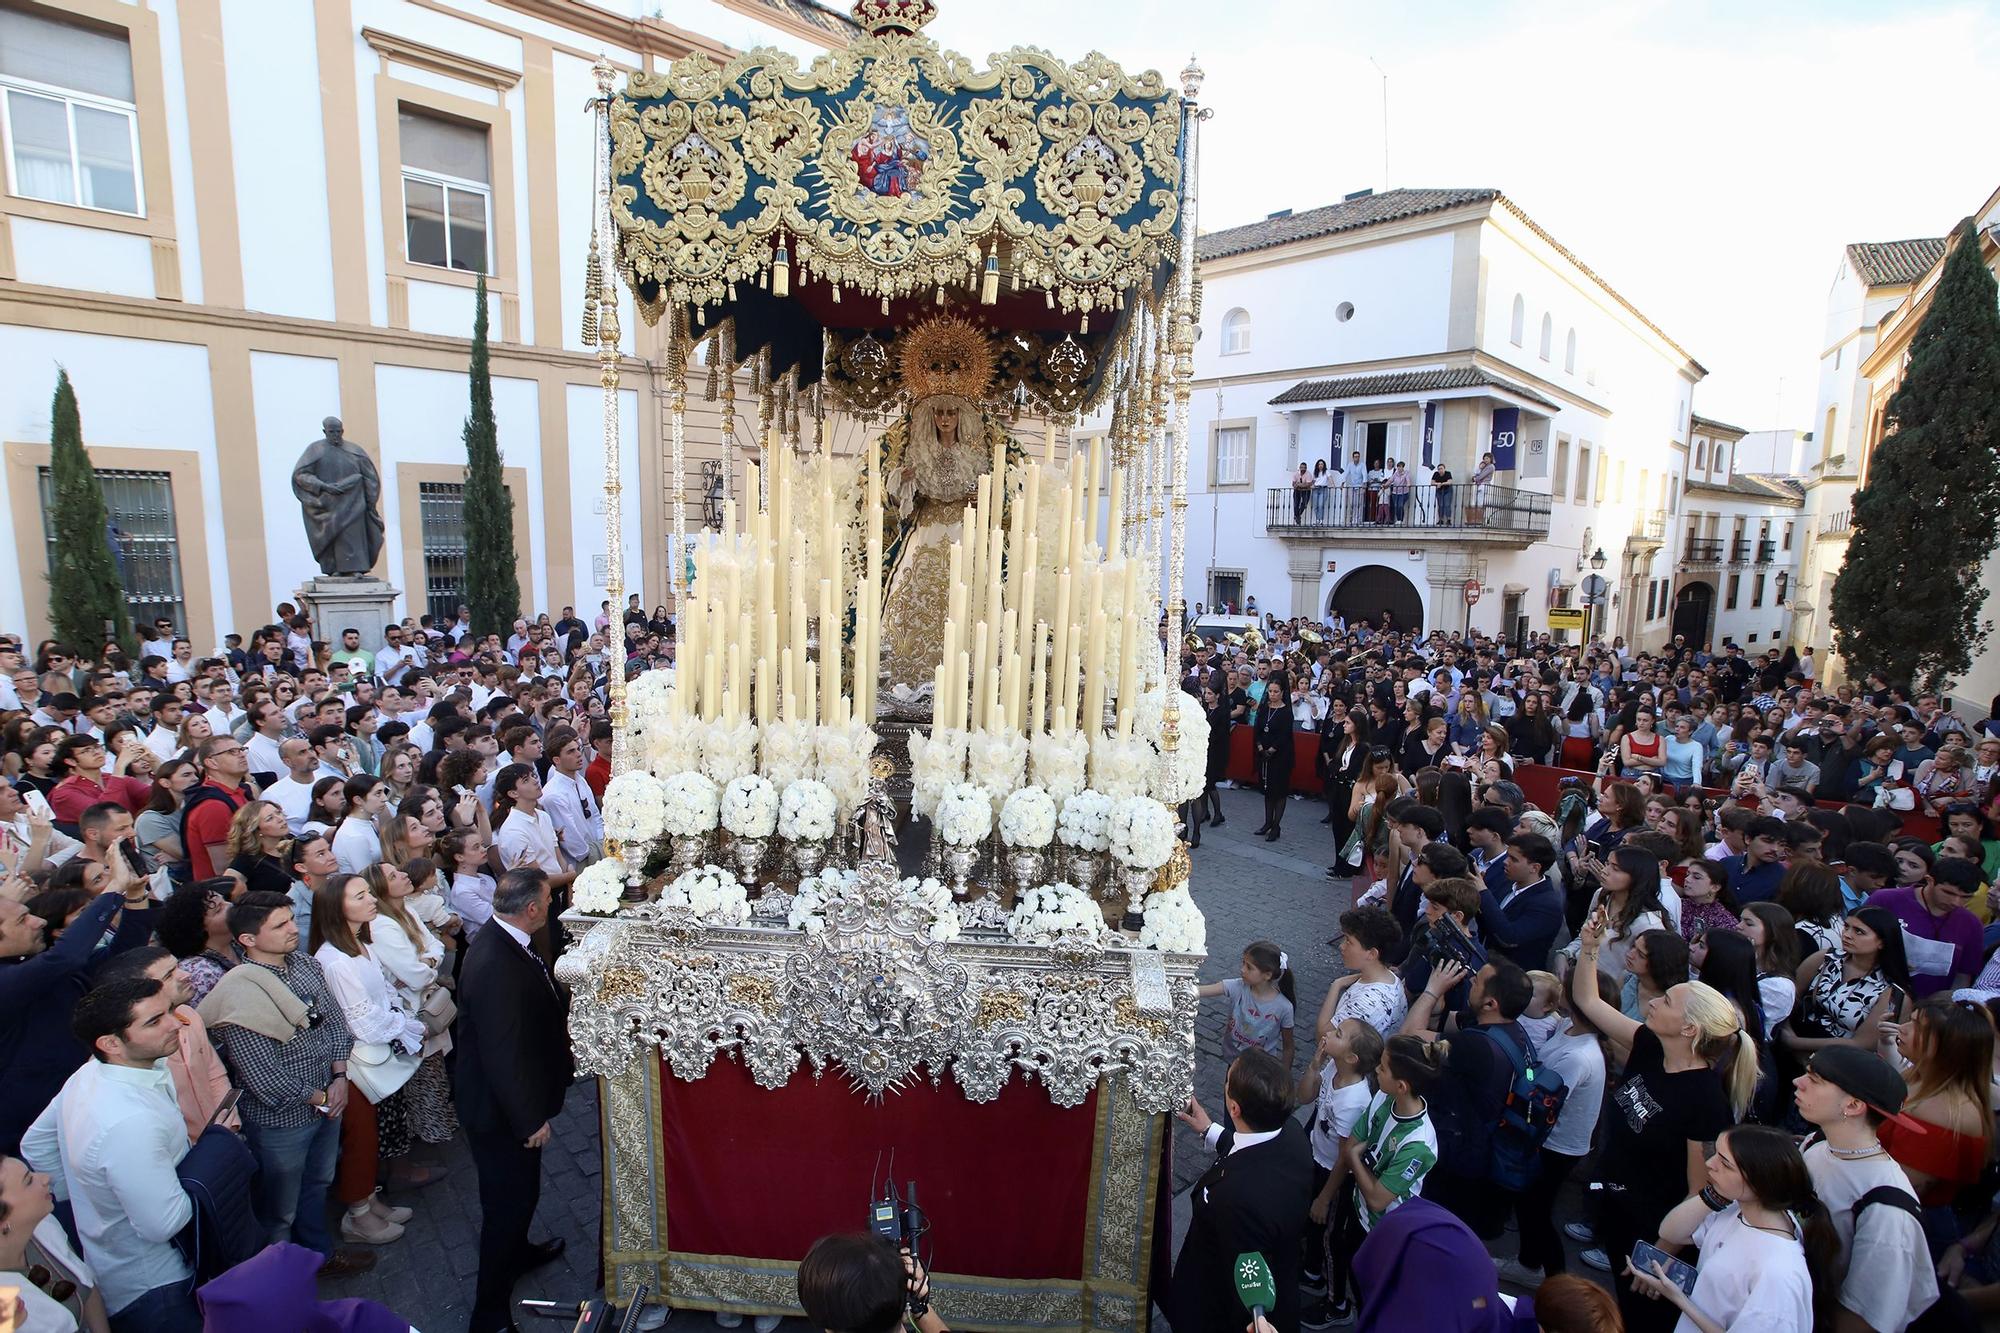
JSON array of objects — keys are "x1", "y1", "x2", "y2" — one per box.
[
  {"x1": 178, "y1": 783, "x2": 244, "y2": 876},
  {"x1": 1850, "y1": 1186, "x2": 1978, "y2": 1333},
  {"x1": 1485, "y1": 1026, "x2": 1567, "y2": 1191}
]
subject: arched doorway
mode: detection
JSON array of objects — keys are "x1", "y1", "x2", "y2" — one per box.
[
  {"x1": 1329, "y1": 565, "x2": 1424, "y2": 634},
  {"x1": 1672, "y1": 581, "x2": 1715, "y2": 648}
]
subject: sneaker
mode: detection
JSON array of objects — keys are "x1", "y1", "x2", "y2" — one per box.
[
  {"x1": 339, "y1": 1208, "x2": 405, "y2": 1244},
  {"x1": 1562, "y1": 1221, "x2": 1596, "y2": 1245},
  {"x1": 1580, "y1": 1247, "x2": 1613, "y2": 1273},
  {"x1": 753, "y1": 1321, "x2": 781, "y2": 1333},
  {"x1": 633, "y1": 1307, "x2": 671, "y2": 1331},
  {"x1": 1217, "y1": 780, "x2": 1235, "y2": 789},
  {"x1": 1494, "y1": 1258, "x2": 1544, "y2": 1289},
  {"x1": 317, "y1": 1248, "x2": 378, "y2": 1278},
  {"x1": 1300, "y1": 1269, "x2": 1327, "y2": 1297},
  {"x1": 1300, "y1": 1298, "x2": 1353, "y2": 1329},
  {"x1": 715, "y1": 1318, "x2": 742, "y2": 1330}
]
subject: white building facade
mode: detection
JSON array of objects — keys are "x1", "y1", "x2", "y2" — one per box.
[
  {"x1": 1673, "y1": 414, "x2": 1803, "y2": 651},
  {"x1": 0, "y1": 0, "x2": 856, "y2": 652},
  {"x1": 1177, "y1": 188, "x2": 1702, "y2": 650}
]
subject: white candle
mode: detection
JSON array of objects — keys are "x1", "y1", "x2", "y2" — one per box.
[
  {"x1": 1029, "y1": 620, "x2": 1048, "y2": 736},
  {"x1": 819, "y1": 576, "x2": 838, "y2": 722},
  {"x1": 1104, "y1": 465, "x2": 1125, "y2": 560}
]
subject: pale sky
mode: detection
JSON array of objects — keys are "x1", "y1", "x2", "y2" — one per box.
[{"x1": 884, "y1": 0, "x2": 2000, "y2": 431}]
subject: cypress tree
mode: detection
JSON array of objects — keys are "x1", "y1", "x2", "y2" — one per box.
[
  {"x1": 461, "y1": 276, "x2": 519, "y2": 637},
  {"x1": 1831, "y1": 228, "x2": 2000, "y2": 691},
  {"x1": 45, "y1": 369, "x2": 132, "y2": 655}
]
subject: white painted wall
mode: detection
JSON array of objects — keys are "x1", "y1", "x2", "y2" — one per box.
[
  {"x1": 7, "y1": 218, "x2": 154, "y2": 298},
  {"x1": 373, "y1": 363, "x2": 548, "y2": 618},
  {"x1": 152, "y1": 0, "x2": 205, "y2": 305},
  {"x1": 0, "y1": 326, "x2": 232, "y2": 642},
  {"x1": 564, "y1": 384, "x2": 643, "y2": 613},
  {"x1": 219, "y1": 0, "x2": 336, "y2": 320},
  {"x1": 553, "y1": 48, "x2": 635, "y2": 359},
  {"x1": 406, "y1": 279, "x2": 479, "y2": 340},
  {"x1": 248, "y1": 351, "x2": 344, "y2": 605}
]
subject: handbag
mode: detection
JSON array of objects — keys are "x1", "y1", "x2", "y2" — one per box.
[
  {"x1": 418, "y1": 984, "x2": 458, "y2": 1035},
  {"x1": 345, "y1": 1040, "x2": 420, "y2": 1104}
]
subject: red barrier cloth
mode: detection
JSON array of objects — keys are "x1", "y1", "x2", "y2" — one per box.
[
  {"x1": 1222, "y1": 724, "x2": 1324, "y2": 794},
  {"x1": 657, "y1": 1054, "x2": 1099, "y2": 1279}
]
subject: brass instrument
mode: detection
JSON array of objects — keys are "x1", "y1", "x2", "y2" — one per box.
[
  {"x1": 1242, "y1": 627, "x2": 1266, "y2": 653},
  {"x1": 1224, "y1": 632, "x2": 1245, "y2": 647},
  {"x1": 1182, "y1": 631, "x2": 1205, "y2": 653},
  {"x1": 1300, "y1": 628, "x2": 1324, "y2": 646}
]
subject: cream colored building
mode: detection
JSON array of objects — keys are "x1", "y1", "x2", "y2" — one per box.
[{"x1": 0, "y1": 0, "x2": 858, "y2": 652}]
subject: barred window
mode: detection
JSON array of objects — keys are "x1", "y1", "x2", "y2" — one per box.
[
  {"x1": 38, "y1": 466, "x2": 183, "y2": 631},
  {"x1": 418, "y1": 479, "x2": 512, "y2": 623}
]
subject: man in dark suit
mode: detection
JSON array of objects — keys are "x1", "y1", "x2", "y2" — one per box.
[
  {"x1": 1476, "y1": 832, "x2": 1564, "y2": 971},
  {"x1": 1168, "y1": 1050, "x2": 1313, "y2": 1333},
  {"x1": 456, "y1": 867, "x2": 574, "y2": 1333}
]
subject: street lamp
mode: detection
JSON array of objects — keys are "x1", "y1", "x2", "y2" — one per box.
[{"x1": 1583, "y1": 547, "x2": 1608, "y2": 644}]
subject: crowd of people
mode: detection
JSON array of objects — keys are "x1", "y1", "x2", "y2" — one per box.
[
  {"x1": 1170, "y1": 607, "x2": 2000, "y2": 1330},
  {"x1": 0, "y1": 599, "x2": 708, "y2": 1333}
]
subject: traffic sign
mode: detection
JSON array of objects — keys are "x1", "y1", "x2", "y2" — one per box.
[
  {"x1": 1580, "y1": 574, "x2": 1609, "y2": 604},
  {"x1": 1462, "y1": 579, "x2": 1481, "y2": 605}
]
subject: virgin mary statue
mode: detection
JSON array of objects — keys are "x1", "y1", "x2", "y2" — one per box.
[{"x1": 877, "y1": 392, "x2": 1000, "y2": 690}]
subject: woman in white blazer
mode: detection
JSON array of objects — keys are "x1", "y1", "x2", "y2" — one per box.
[{"x1": 362, "y1": 862, "x2": 459, "y2": 1147}]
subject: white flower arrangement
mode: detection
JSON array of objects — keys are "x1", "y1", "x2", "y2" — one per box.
[
  {"x1": 786, "y1": 871, "x2": 959, "y2": 943},
  {"x1": 786, "y1": 867, "x2": 861, "y2": 933},
  {"x1": 1007, "y1": 882, "x2": 1107, "y2": 944},
  {"x1": 778, "y1": 778, "x2": 838, "y2": 842},
  {"x1": 815, "y1": 716, "x2": 878, "y2": 816},
  {"x1": 699, "y1": 716, "x2": 760, "y2": 786},
  {"x1": 759, "y1": 718, "x2": 817, "y2": 792},
  {"x1": 1029, "y1": 730, "x2": 1089, "y2": 802},
  {"x1": 625, "y1": 669, "x2": 674, "y2": 714},
  {"x1": 998, "y1": 786, "x2": 1058, "y2": 849},
  {"x1": 965, "y1": 728, "x2": 1029, "y2": 806},
  {"x1": 602, "y1": 771, "x2": 668, "y2": 845},
  {"x1": 720, "y1": 774, "x2": 779, "y2": 839},
  {"x1": 1138, "y1": 886, "x2": 1207, "y2": 954},
  {"x1": 1056, "y1": 788, "x2": 1113, "y2": 852},
  {"x1": 659, "y1": 771, "x2": 722, "y2": 837},
  {"x1": 1090, "y1": 733, "x2": 1152, "y2": 800},
  {"x1": 933, "y1": 782, "x2": 994, "y2": 848},
  {"x1": 641, "y1": 711, "x2": 703, "y2": 780},
  {"x1": 571, "y1": 856, "x2": 630, "y2": 916},
  {"x1": 908, "y1": 726, "x2": 968, "y2": 820},
  {"x1": 1132, "y1": 683, "x2": 1210, "y2": 806},
  {"x1": 658, "y1": 863, "x2": 751, "y2": 926},
  {"x1": 1107, "y1": 795, "x2": 1176, "y2": 871}
]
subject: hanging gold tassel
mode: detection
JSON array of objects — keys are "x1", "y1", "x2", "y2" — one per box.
[
  {"x1": 773, "y1": 239, "x2": 790, "y2": 298},
  {"x1": 981, "y1": 242, "x2": 1000, "y2": 305},
  {"x1": 580, "y1": 237, "x2": 602, "y2": 345}
]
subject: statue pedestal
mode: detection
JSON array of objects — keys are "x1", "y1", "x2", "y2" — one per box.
[{"x1": 296, "y1": 576, "x2": 402, "y2": 649}]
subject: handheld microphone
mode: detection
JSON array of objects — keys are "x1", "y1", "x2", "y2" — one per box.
[{"x1": 1234, "y1": 1251, "x2": 1278, "y2": 1323}]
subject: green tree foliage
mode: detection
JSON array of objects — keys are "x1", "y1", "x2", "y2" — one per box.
[
  {"x1": 462, "y1": 276, "x2": 519, "y2": 637},
  {"x1": 45, "y1": 369, "x2": 132, "y2": 656},
  {"x1": 1832, "y1": 229, "x2": 2000, "y2": 690}
]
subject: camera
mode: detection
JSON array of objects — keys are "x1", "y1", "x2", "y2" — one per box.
[{"x1": 1417, "y1": 912, "x2": 1487, "y2": 974}]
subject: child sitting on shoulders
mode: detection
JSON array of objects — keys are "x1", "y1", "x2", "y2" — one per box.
[{"x1": 1519, "y1": 968, "x2": 1563, "y2": 1052}]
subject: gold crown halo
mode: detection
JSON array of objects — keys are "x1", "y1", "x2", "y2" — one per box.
[
  {"x1": 897, "y1": 316, "x2": 997, "y2": 403},
  {"x1": 851, "y1": 0, "x2": 937, "y2": 35}
]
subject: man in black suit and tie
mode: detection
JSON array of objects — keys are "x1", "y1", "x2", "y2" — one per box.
[
  {"x1": 457, "y1": 867, "x2": 574, "y2": 1333},
  {"x1": 1476, "y1": 832, "x2": 1564, "y2": 971},
  {"x1": 1167, "y1": 1050, "x2": 1313, "y2": 1333}
]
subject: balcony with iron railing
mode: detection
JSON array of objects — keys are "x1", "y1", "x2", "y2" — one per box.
[
  {"x1": 1730, "y1": 538, "x2": 1753, "y2": 564},
  {"x1": 1681, "y1": 538, "x2": 1725, "y2": 568},
  {"x1": 1264, "y1": 483, "x2": 1550, "y2": 547},
  {"x1": 1756, "y1": 539, "x2": 1777, "y2": 565},
  {"x1": 1628, "y1": 512, "x2": 1667, "y2": 546}
]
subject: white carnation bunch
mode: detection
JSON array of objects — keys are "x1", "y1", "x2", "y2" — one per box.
[
  {"x1": 965, "y1": 729, "x2": 1028, "y2": 807},
  {"x1": 642, "y1": 711, "x2": 703, "y2": 780},
  {"x1": 1029, "y1": 730, "x2": 1089, "y2": 801},
  {"x1": 659, "y1": 770, "x2": 722, "y2": 837},
  {"x1": 815, "y1": 716, "x2": 878, "y2": 815},
  {"x1": 1138, "y1": 886, "x2": 1207, "y2": 954},
  {"x1": 778, "y1": 778, "x2": 838, "y2": 842},
  {"x1": 1107, "y1": 795, "x2": 1176, "y2": 871},
  {"x1": 602, "y1": 771, "x2": 668, "y2": 844},
  {"x1": 1135, "y1": 683, "x2": 1209, "y2": 806},
  {"x1": 786, "y1": 867, "x2": 862, "y2": 933},
  {"x1": 998, "y1": 786, "x2": 1058, "y2": 849},
  {"x1": 699, "y1": 716, "x2": 760, "y2": 786},
  {"x1": 900, "y1": 876, "x2": 960, "y2": 943},
  {"x1": 759, "y1": 718, "x2": 817, "y2": 792},
  {"x1": 1006, "y1": 882, "x2": 1106, "y2": 944},
  {"x1": 1090, "y1": 733, "x2": 1152, "y2": 800},
  {"x1": 1056, "y1": 789, "x2": 1113, "y2": 852},
  {"x1": 720, "y1": 774, "x2": 779, "y2": 839},
  {"x1": 658, "y1": 863, "x2": 751, "y2": 926},
  {"x1": 933, "y1": 782, "x2": 993, "y2": 848},
  {"x1": 908, "y1": 726, "x2": 968, "y2": 819},
  {"x1": 571, "y1": 856, "x2": 630, "y2": 916}
]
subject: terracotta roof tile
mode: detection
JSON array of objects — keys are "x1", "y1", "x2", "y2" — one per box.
[
  {"x1": 1845, "y1": 239, "x2": 1947, "y2": 288},
  {"x1": 1270, "y1": 366, "x2": 1560, "y2": 411},
  {"x1": 1198, "y1": 188, "x2": 1499, "y2": 262}
]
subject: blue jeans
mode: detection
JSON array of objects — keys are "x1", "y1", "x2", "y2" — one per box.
[
  {"x1": 243, "y1": 1113, "x2": 341, "y2": 1256},
  {"x1": 110, "y1": 1280, "x2": 203, "y2": 1333}
]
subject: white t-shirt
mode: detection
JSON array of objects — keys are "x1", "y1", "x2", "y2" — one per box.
[
  {"x1": 1674, "y1": 1204, "x2": 1813, "y2": 1333},
  {"x1": 1757, "y1": 974, "x2": 1797, "y2": 1038},
  {"x1": 1333, "y1": 978, "x2": 1409, "y2": 1040},
  {"x1": 1536, "y1": 1027, "x2": 1606, "y2": 1158},
  {"x1": 1308, "y1": 1069, "x2": 1373, "y2": 1170},
  {"x1": 264, "y1": 774, "x2": 318, "y2": 836},
  {"x1": 1803, "y1": 1140, "x2": 1938, "y2": 1333}
]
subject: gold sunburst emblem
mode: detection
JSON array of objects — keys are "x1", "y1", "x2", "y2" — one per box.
[{"x1": 898, "y1": 316, "x2": 997, "y2": 403}]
